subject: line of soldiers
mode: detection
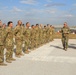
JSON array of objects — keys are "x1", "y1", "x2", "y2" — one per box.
[{"x1": 0, "y1": 20, "x2": 55, "y2": 66}]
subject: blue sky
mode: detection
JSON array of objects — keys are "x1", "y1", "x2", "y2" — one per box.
[{"x1": 0, "y1": 0, "x2": 76, "y2": 26}]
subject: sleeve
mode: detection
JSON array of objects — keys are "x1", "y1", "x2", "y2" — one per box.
[{"x1": 14, "y1": 27, "x2": 19, "y2": 36}]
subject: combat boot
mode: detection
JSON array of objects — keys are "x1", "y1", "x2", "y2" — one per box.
[
  {"x1": 24, "y1": 50, "x2": 29, "y2": 54},
  {"x1": 20, "y1": 53, "x2": 24, "y2": 56},
  {"x1": 0, "y1": 63, "x2": 7, "y2": 66},
  {"x1": 65, "y1": 48, "x2": 67, "y2": 51},
  {"x1": 63, "y1": 47, "x2": 65, "y2": 50},
  {"x1": 10, "y1": 58, "x2": 16, "y2": 61},
  {"x1": 15, "y1": 55, "x2": 21, "y2": 58},
  {"x1": 6, "y1": 59, "x2": 12, "y2": 63}
]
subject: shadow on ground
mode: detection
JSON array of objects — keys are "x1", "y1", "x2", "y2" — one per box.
[
  {"x1": 69, "y1": 44, "x2": 76, "y2": 49},
  {"x1": 50, "y1": 45, "x2": 63, "y2": 49},
  {"x1": 50, "y1": 44, "x2": 76, "y2": 50}
]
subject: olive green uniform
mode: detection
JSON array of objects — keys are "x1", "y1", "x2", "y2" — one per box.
[{"x1": 61, "y1": 27, "x2": 70, "y2": 50}]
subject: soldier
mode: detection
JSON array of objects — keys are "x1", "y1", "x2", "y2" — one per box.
[
  {"x1": 30, "y1": 25, "x2": 36, "y2": 50},
  {"x1": 39, "y1": 24, "x2": 43, "y2": 45},
  {"x1": 23, "y1": 22, "x2": 31, "y2": 54},
  {"x1": 61, "y1": 22, "x2": 70, "y2": 51},
  {"x1": 5, "y1": 21, "x2": 16, "y2": 63},
  {"x1": 35, "y1": 24, "x2": 40, "y2": 48},
  {"x1": 14, "y1": 20, "x2": 24, "y2": 58},
  {"x1": 2, "y1": 23, "x2": 6, "y2": 30},
  {"x1": 49, "y1": 25, "x2": 53, "y2": 42},
  {"x1": 51, "y1": 26, "x2": 55, "y2": 41},
  {"x1": 43, "y1": 25, "x2": 47, "y2": 44},
  {"x1": 46, "y1": 24, "x2": 50, "y2": 43},
  {"x1": 0, "y1": 20, "x2": 7, "y2": 66}
]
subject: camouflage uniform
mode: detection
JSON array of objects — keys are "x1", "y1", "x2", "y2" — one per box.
[
  {"x1": 0, "y1": 26, "x2": 5, "y2": 64},
  {"x1": 39, "y1": 27, "x2": 43, "y2": 45},
  {"x1": 14, "y1": 25, "x2": 23, "y2": 57},
  {"x1": 43, "y1": 27, "x2": 47, "y2": 44},
  {"x1": 23, "y1": 27, "x2": 30, "y2": 53},
  {"x1": 49, "y1": 27, "x2": 53, "y2": 41},
  {"x1": 52, "y1": 27, "x2": 55, "y2": 41},
  {"x1": 61, "y1": 27, "x2": 70, "y2": 50},
  {"x1": 46, "y1": 27, "x2": 50, "y2": 43},
  {"x1": 35, "y1": 26, "x2": 40, "y2": 48},
  {"x1": 5, "y1": 27, "x2": 15, "y2": 62},
  {"x1": 30, "y1": 28, "x2": 36, "y2": 49}
]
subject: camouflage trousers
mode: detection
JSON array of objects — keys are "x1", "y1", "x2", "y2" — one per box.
[
  {"x1": 24, "y1": 39, "x2": 30, "y2": 52},
  {"x1": 62, "y1": 36, "x2": 69, "y2": 49},
  {"x1": 15, "y1": 40, "x2": 23, "y2": 55},
  {"x1": 43, "y1": 35, "x2": 46, "y2": 44},
  {"x1": 6, "y1": 46, "x2": 13, "y2": 60},
  {"x1": 0, "y1": 46, "x2": 4, "y2": 63},
  {"x1": 49, "y1": 34, "x2": 53, "y2": 41},
  {"x1": 39, "y1": 36, "x2": 43, "y2": 45},
  {"x1": 35, "y1": 38, "x2": 39, "y2": 48},
  {"x1": 52, "y1": 34, "x2": 54, "y2": 41},
  {"x1": 46, "y1": 35, "x2": 50, "y2": 43},
  {"x1": 30, "y1": 39, "x2": 35, "y2": 49}
]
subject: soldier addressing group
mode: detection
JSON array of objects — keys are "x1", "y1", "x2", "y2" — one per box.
[{"x1": 60, "y1": 22, "x2": 70, "y2": 51}]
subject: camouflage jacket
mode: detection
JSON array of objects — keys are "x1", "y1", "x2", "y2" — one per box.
[
  {"x1": 5, "y1": 27, "x2": 14, "y2": 46},
  {"x1": 61, "y1": 27, "x2": 70, "y2": 37},
  {"x1": 30, "y1": 28, "x2": 36, "y2": 39},
  {"x1": 23, "y1": 27, "x2": 31, "y2": 40},
  {"x1": 14, "y1": 25, "x2": 23, "y2": 40},
  {"x1": 0, "y1": 26, "x2": 6, "y2": 45}
]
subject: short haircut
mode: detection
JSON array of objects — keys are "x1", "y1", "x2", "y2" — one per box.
[
  {"x1": 47, "y1": 24, "x2": 49, "y2": 26},
  {"x1": 26, "y1": 22, "x2": 29, "y2": 25},
  {"x1": 36, "y1": 24, "x2": 39, "y2": 26},
  {"x1": 31, "y1": 25, "x2": 34, "y2": 27},
  {"x1": 44, "y1": 26, "x2": 46, "y2": 27},
  {"x1": 17, "y1": 20, "x2": 21, "y2": 23},
  {"x1": 8, "y1": 21, "x2": 13, "y2": 26}
]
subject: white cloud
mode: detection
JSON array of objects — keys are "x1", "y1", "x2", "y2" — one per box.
[
  {"x1": 46, "y1": 10, "x2": 56, "y2": 14},
  {"x1": 20, "y1": 0, "x2": 37, "y2": 5},
  {"x1": 12, "y1": 7, "x2": 22, "y2": 12},
  {"x1": 64, "y1": 14, "x2": 73, "y2": 17},
  {"x1": 44, "y1": 3, "x2": 66, "y2": 7}
]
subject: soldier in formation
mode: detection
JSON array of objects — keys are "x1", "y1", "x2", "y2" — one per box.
[
  {"x1": 0, "y1": 20, "x2": 7, "y2": 66},
  {"x1": 0, "y1": 20, "x2": 55, "y2": 66},
  {"x1": 5, "y1": 21, "x2": 16, "y2": 63}
]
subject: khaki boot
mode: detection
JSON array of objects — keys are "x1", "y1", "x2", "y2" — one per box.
[
  {"x1": 20, "y1": 53, "x2": 24, "y2": 56},
  {"x1": 24, "y1": 50, "x2": 29, "y2": 54},
  {"x1": 6, "y1": 59, "x2": 12, "y2": 63},
  {"x1": 15, "y1": 55, "x2": 21, "y2": 58},
  {"x1": 10, "y1": 58, "x2": 16, "y2": 61},
  {"x1": 0, "y1": 63, "x2": 7, "y2": 66},
  {"x1": 65, "y1": 48, "x2": 67, "y2": 51},
  {"x1": 27, "y1": 50, "x2": 31, "y2": 53}
]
